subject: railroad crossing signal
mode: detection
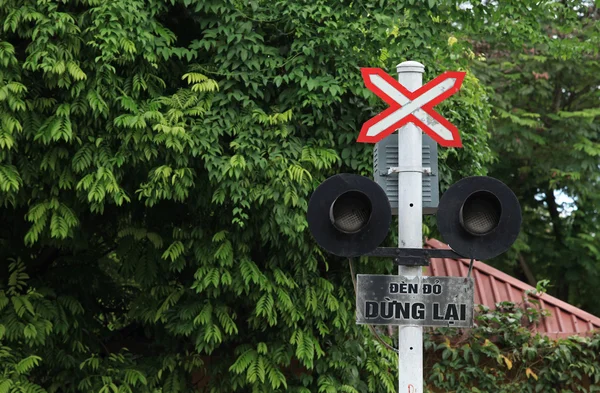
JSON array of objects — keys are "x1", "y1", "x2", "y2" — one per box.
[
  {"x1": 306, "y1": 63, "x2": 522, "y2": 333},
  {"x1": 358, "y1": 68, "x2": 465, "y2": 147},
  {"x1": 325, "y1": 61, "x2": 523, "y2": 393}
]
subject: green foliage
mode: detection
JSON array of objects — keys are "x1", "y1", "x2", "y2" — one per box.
[
  {"x1": 468, "y1": 0, "x2": 600, "y2": 315},
  {"x1": 0, "y1": 0, "x2": 489, "y2": 391},
  {"x1": 424, "y1": 303, "x2": 600, "y2": 392},
  {"x1": 1, "y1": 0, "x2": 594, "y2": 392}
]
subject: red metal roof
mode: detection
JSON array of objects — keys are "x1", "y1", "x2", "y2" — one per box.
[{"x1": 424, "y1": 238, "x2": 600, "y2": 338}]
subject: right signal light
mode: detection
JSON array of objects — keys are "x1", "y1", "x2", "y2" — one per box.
[{"x1": 437, "y1": 176, "x2": 522, "y2": 260}]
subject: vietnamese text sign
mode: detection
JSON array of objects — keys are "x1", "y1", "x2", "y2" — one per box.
[{"x1": 356, "y1": 275, "x2": 474, "y2": 327}]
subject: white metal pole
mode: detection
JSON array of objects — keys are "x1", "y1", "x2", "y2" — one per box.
[{"x1": 396, "y1": 60, "x2": 424, "y2": 393}]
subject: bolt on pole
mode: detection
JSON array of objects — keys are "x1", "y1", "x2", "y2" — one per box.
[{"x1": 396, "y1": 60, "x2": 424, "y2": 393}]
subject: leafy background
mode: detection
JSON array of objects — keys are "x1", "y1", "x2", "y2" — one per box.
[{"x1": 0, "y1": 0, "x2": 598, "y2": 392}]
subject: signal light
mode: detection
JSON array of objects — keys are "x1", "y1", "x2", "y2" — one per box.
[
  {"x1": 437, "y1": 176, "x2": 521, "y2": 260},
  {"x1": 307, "y1": 174, "x2": 521, "y2": 261},
  {"x1": 307, "y1": 174, "x2": 391, "y2": 257}
]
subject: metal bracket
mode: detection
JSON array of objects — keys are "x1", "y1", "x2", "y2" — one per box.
[
  {"x1": 365, "y1": 247, "x2": 465, "y2": 266},
  {"x1": 386, "y1": 167, "x2": 433, "y2": 176}
]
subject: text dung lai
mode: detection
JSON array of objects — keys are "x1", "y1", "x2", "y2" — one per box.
[{"x1": 356, "y1": 275, "x2": 474, "y2": 327}]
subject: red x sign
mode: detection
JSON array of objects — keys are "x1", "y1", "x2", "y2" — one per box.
[{"x1": 358, "y1": 68, "x2": 466, "y2": 147}]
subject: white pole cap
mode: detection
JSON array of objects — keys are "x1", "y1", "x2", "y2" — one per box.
[{"x1": 396, "y1": 61, "x2": 425, "y2": 74}]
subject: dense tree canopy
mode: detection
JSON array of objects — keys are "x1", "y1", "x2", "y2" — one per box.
[
  {"x1": 469, "y1": 0, "x2": 600, "y2": 315},
  {"x1": 0, "y1": 0, "x2": 598, "y2": 392}
]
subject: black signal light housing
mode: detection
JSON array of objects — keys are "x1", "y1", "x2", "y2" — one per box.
[
  {"x1": 437, "y1": 176, "x2": 522, "y2": 260},
  {"x1": 307, "y1": 174, "x2": 392, "y2": 257}
]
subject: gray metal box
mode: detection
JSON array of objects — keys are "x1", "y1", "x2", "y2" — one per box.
[{"x1": 373, "y1": 133, "x2": 439, "y2": 215}]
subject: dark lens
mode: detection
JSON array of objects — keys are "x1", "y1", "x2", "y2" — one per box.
[
  {"x1": 460, "y1": 191, "x2": 501, "y2": 235},
  {"x1": 330, "y1": 191, "x2": 372, "y2": 233}
]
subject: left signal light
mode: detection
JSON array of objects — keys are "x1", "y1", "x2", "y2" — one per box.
[{"x1": 307, "y1": 174, "x2": 392, "y2": 257}]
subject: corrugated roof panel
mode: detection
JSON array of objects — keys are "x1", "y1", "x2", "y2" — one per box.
[
  {"x1": 474, "y1": 269, "x2": 490, "y2": 306},
  {"x1": 555, "y1": 308, "x2": 566, "y2": 332},
  {"x1": 494, "y1": 277, "x2": 511, "y2": 303},
  {"x1": 424, "y1": 238, "x2": 600, "y2": 337},
  {"x1": 573, "y1": 315, "x2": 584, "y2": 333},
  {"x1": 506, "y1": 284, "x2": 520, "y2": 303},
  {"x1": 489, "y1": 275, "x2": 501, "y2": 303}
]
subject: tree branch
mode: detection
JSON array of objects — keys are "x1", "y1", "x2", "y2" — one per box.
[
  {"x1": 545, "y1": 188, "x2": 569, "y2": 300},
  {"x1": 551, "y1": 79, "x2": 562, "y2": 113},
  {"x1": 545, "y1": 188, "x2": 564, "y2": 245},
  {"x1": 27, "y1": 247, "x2": 62, "y2": 277},
  {"x1": 518, "y1": 253, "x2": 537, "y2": 287}
]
